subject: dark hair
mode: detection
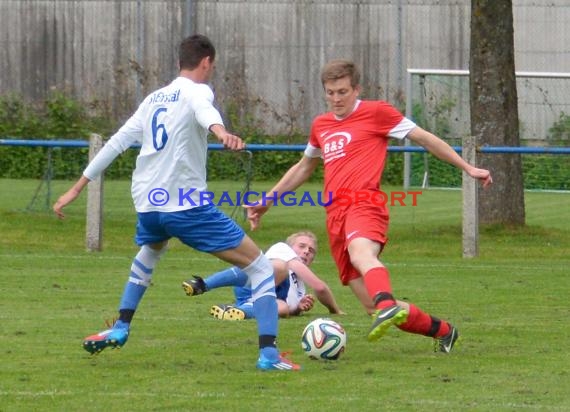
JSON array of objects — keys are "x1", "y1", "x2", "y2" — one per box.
[
  {"x1": 320, "y1": 59, "x2": 360, "y2": 88},
  {"x1": 179, "y1": 34, "x2": 216, "y2": 70}
]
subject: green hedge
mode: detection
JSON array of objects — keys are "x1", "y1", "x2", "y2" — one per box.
[
  {"x1": 1, "y1": 93, "x2": 568, "y2": 189},
  {"x1": 2, "y1": 138, "x2": 567, "y2": 190},
  {"x1": 408, "y1": 152, "x2": 570, "y2": 190}
]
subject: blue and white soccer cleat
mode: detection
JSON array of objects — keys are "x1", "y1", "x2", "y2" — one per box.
[
  {"x1": 83, "y1": 327, "x2": 130, "y2": 355},
  {"x1": 256, "y1": 353, "x2": 301, "y2": 371}
]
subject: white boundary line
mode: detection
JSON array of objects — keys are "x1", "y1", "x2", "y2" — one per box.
[{"x1": 0, "y1": 253, "x2": 566, "y2": 271}]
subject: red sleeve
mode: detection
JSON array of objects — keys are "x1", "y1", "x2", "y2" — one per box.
[
  {"x1": 308, "y1": 120, "x2": 321, "y2": 149},
  {"x1": 375, "y1": 101, "x2": 405, "y2": 135}
]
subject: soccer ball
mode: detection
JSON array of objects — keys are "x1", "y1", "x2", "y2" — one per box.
[{"x1": 301, "y1": 318, "x2": 347, "y2": 360}]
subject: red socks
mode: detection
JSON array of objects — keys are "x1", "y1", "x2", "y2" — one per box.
[
  {"x1": 363, "y1": 267, "x2": 395, "y2": 309},
  {"x1": 397, "y1": 304, "x2": 451, "y2": 337},
  {"x1": 364, "y1": 267, "x2": 451, "y2": 338}
]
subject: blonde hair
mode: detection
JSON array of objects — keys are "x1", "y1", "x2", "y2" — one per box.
[
  {"x1": 286, "y1": 231, "x2": 318, "y2": 253},
  {"x1": 320, "y1": 59, "x2": 360, "y2": 88}
]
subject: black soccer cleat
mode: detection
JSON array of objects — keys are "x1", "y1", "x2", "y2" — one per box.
[
  {"x1": 182, "y1": 275, "x2": 207, "y2": 296},
  {"x1": 210, "y1": 304, "x2": 246, "y2": 320},
  {"x1": 434, "y1": 325, "x2": 459, "y2": 353}
]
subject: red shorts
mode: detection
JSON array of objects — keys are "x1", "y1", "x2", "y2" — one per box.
[{"x1": 326, "y1": 203, "x2": 389, "y2": 285}]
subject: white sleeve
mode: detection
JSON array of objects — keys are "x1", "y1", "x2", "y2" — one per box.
[
  {"x1": 265, "y1": 242, "x2": 298, "y2": 262},
  {"x1": 286, "y1": 274, "x2": 305, "y2": 311},
  {"x1": 83, "y1": 109, "x2": 144, "y2": 180},
  {"x1": 388, "y1": 117, "x2": 417, "y2": 140},
  {"x1": 287, "y1": 291, "x2": 301, "y2": 312},
  {"x1": 83, "y1": 143, "x2": 122, "y2": 180},
  {"x1": 193, "y1": 84, "x2": 224, "y2": 130},
  {"x1": 304, "y1": 143, "x2": 322, "y2": 158}
]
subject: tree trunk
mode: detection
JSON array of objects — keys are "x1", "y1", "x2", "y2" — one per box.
[{"x1": 470, "y1": 0, "x2": 525, "y2": 225}]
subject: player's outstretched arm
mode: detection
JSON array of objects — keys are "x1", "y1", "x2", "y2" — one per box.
[
  {"x1": 53, "y1": 127, "x2": 136, "y2": 219},
  {"x1": 245, "y1": 204, "x2": 270, "y2": 231},
  {"x1": 209, "y1": 124, "x2": 245, "y2": 151},
  {"x1": 288, "y1": 259, "x2": 345, "y2": 315},
  {"x1": 465, "y1": 166, "x2": 493, "y2": 188},
  {"x1": 245, "y1": 156, "x2": 320, "y2": 231},
  {"x1": 407, "y1": 126, "x2": 493, "y2": 189},
  {"x1": 53, "y1": 176, "x2": 90, "y2": 219}
]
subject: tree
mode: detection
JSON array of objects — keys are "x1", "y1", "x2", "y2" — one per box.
[{"x1": 470, "y1": 0, "x2": 525, "y2": 225}]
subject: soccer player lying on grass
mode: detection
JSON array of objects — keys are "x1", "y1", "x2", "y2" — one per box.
[
  {"x1": 182, "y1": 231, "x2": 344, "y2": 319},
  {"x1": 246, "y1": 59, "x2": 494, "y2": 354}
]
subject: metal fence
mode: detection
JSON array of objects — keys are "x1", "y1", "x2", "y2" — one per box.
[
  {"x1": 3, "y1": 137, "x2": 568, "y2": 254},
  {"x1": 1, "y1": 0, "x2": 569, "y2": 135}
]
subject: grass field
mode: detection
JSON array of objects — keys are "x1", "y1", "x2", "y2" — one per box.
[{"x1": 1, "y1": 179, "x2": 569, "y2": 411}]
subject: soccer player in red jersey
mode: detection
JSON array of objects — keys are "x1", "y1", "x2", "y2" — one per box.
[{"x1": 247, "y1": 59, "x2": 493, "y2": 353}]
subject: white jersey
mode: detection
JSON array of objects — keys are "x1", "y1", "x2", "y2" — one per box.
[
  {"x1": 83, "y1": 76, "x2": 223, "y2": 212},
  {"x1": 266, "y1": 242, "x2": 307, "y2": 311}
]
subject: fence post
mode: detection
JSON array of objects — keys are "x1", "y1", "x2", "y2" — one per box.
[
  {"x1": 462, "y1": 136, "x2": 478, "y2": 258},
  {"x1": 403, "y1": 70, "x2": 413, "y2": 189},
  {"x1": 86, "y1": 133, "x2": 104, "y2": 251}
]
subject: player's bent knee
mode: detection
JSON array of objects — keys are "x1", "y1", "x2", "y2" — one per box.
[{"x1": 271, "y1": 259, "x2": 289, "y2": 284}]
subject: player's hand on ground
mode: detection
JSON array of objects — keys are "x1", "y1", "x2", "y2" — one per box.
[
  {"x1": 298, "y1": 294, "x2": 315, "y2": 312},
  {"x1": 468, "y1": 166, "x2": 493, "y2": 188}
]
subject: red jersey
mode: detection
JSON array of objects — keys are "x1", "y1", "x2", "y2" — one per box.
[{"x1": 307, "y1": 100, "x2": 412, "y2": 213}]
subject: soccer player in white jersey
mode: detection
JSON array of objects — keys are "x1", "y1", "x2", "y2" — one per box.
[
  {"x1": 183, "y1": 231, "x2": 343, "y2": 319},
  {"x1": 53, "y1": 34, "x2": 300, "y2": 371}
]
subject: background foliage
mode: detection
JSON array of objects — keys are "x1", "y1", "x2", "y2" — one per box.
[{"x1": 0, "y1": 92, "x2": 569, "y2": 189}]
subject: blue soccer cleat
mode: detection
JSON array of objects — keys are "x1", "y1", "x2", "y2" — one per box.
[
  {"x1": 83, "y1": 326, "x2": 129, "y2": 355},
  {"x1": 256, "y1": 353, "x2": 301, "y2": 371}
]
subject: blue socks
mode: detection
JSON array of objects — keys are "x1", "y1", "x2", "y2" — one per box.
[
  {"x1": 251, "y1": 284, "x2": 278, "y2": 337},
  {"x1": 241, "y1": 253, "x2": 279, "y2": 359},
  {"x1": 119, "y1": 281, "x2": 147, "y2": 312},
  {"x1": 117, "y1": 245, "x2": 163, "y2": 327},
  {"x1": 113, "y1": 319, "x2": 130, "y2": 330},
  {"x1": 235, "y1": 302, "x2": 254, "y2": 319},
  {"x1": 204, "y1": 267, "x2": 248, "y2": 290},
  {"x1": 261, "y1": 346, "x2": 280, "y2": 361}
]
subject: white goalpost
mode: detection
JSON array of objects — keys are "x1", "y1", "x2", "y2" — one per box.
[{"x1": 404, "y1": 68, "x2": 570, "y2": 258}]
